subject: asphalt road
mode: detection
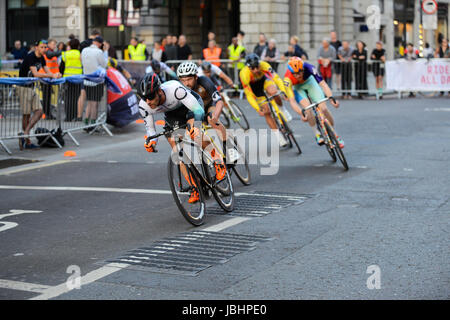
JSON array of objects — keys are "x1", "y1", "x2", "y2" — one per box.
[{"x1": 0, "y1": 95, "x2": 449, "y2": 300}]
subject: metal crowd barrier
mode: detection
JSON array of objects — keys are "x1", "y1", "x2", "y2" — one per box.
[{"x1": 0, "y1": 77, "x2": 111, "y2": 155}]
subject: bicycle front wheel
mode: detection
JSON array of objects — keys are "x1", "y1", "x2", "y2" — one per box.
[
  {"x1": 168, "y1": 156, "x2": 206, "y2": 226},
  {"x1": 324, "y1": 122, "x2": 349, "y2": 171},
  {"x1": 202, "y1": 153, "x2": 235, "y2": 212},
  {"x1": 220, "y1": 109, "x2": 231, "y2": 129}
]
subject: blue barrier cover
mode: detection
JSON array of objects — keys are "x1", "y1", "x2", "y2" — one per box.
[{"x1": 0, "y1": 69, "x2": 121, "y2": 93}]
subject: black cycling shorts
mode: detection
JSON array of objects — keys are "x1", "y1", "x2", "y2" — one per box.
[
  {"x1": 250, "y1": 77, "x2": 266, "y2": 97},
  {"x1": 164, "y1": 106, "x2": 195, "y2": 130}
]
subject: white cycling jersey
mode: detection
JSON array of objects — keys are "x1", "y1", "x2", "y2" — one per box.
[
  {"x1": 197, "y1": 64, "x2": 223, "y2": 77},
  {"x1": 138, "y1": 80, "x2": 204, "y2": 141}
]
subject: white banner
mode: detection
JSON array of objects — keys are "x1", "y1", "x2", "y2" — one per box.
[{"x1": 386, "y1": 59, "x2": 450, "y2": 91}]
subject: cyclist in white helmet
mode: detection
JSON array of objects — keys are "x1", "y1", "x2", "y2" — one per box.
[{"x1": 177, "y1": 61, "x2": 229, "y2": 178}]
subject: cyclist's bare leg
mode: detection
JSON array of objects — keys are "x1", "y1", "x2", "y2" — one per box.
[
  {"x1": 259, "y1": 103, "x2": 278, "y2": 130},
  {"x1": 319, "y1": 102, "x2": 335, "y2": 127},
  {"x1": 266, "y1": 84, "x2": 283, "y2": 107}
]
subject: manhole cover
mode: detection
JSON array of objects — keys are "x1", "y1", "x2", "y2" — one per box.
[
  {"x1": 0, "y1": 158, "x2": 41, "y2": 170},
  {"x1": 208, "y1": 192, "x2": 314, "y2": 217},
  {"x1": 105, "y1": 231, "x2": 273, "y2": 276}
]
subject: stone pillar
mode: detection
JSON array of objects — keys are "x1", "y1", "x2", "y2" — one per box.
[
  {"x1": 384, "y1": 0, "x2": 395, "y2": 60},
  {"x1": 49, "y1": 0, "x2": 86, "y2": 42},
  {"x1": 0, "y1": 1, "x2": 6, "y2": 57},
  {"x1": 240, "y1": 0, "x2": 290, "y2": 54}
]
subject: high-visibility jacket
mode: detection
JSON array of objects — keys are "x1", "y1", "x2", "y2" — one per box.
[
  {"x1": 203, "y1": 47, "x2": 222, "y2": 67},
  {"x1": 228, "y1": 44, "x2": 245, "y2": 70},
  {"x1": 128, "y1": 44, "x2": 147, "y2": 61},
  {"x1": 44, "y1": 53, "x2": 60, "y2": 74},
  {"x1": 62, "y1": 50, "x2": 83, "y2": 77}
]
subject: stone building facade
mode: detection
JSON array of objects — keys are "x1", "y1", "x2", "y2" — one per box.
[{"x1": 1, "y1": 0, "x2": 449, "y2": 62}]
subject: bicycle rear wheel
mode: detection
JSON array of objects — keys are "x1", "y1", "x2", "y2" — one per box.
[
  {"x1": 324, "y1": 122, "x2": 349, "y2": 171},
  {"x1": 228, "y1": 100, "x2": 250, "y2": 131},
  {"x1": 168, "y1": 156, "x2": 206, "y2": 226},
  {"x1": 228, "y1": 137, "x2": 251, "y2": 186},
  {"x1": 279, "y1": 112, "x2": 302, "y2": 155}
]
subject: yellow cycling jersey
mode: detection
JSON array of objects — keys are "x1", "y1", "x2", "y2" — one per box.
[{"x1": 240, "y1": 61, "x2": 286, "y2": 111}]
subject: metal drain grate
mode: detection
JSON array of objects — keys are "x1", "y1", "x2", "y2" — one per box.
[
  {"x1": 207, "y1": 192, "x2": 314, "y2": 217},
  {"x1": 106, "y1": 231, "x2": 273, "y2": 276}
]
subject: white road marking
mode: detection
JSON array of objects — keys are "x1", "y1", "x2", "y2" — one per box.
[
  {"x1": 0, "y1": 160, "x2": 71, "y2": 176},
  {"x1": 26, "y1": 216, "x2": 251, "y2": 300},
  {"x1": 202, "y1": 217, "x2": 251, "y2": 232},
  {"x1": 30, "y1": 263, "x2": 129, "y2": 300},
  {"x1": 0, "y1": 280, "x2": 51, "y2": 293},
  {"x1": 0, "y1": 210, "x2": 44, "y2": 233},
  {"x1": 425, "y1": 108, "x2": 450, "y2": 112},
  {"x1": 0, "y1": 186, "x2": 307, "y2": 201}
]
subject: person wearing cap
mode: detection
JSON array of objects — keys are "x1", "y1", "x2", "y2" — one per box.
[{"x1": 80, "y1": 36, "x2": 108, "y2": 130}]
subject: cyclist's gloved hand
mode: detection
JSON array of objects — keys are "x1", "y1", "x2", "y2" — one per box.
[
  {"x1": 144, "y1": 136, "x2": 157, "y2": 153},
  {"x1": 189, "y1": 127, "x2": 200, "y2": 141}
]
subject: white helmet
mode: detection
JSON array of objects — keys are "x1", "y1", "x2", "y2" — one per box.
[{"x1": 177, "y1": 61, "x2": 198, "y2": 77}]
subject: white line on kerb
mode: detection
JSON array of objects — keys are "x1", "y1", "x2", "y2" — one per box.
[
  {"x1": 0, "y1": 185, "x2": 172, "y2": 195},
  {"x1": 0, "y1": 160, "x2": 72, "y2": 176}
]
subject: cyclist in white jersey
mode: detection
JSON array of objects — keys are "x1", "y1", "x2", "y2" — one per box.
[{"x1": 146, "y1": 59, "x2": 178, "y2": 82}]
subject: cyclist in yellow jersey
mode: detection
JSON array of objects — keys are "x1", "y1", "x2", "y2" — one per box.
[{"x1": 240, "y1": 53, "x2": 289, "y2": 147}]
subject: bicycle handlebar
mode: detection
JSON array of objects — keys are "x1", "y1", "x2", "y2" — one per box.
[
  {"x1": 146, "y1": 123, "x2": 188, "y2": 144},
  {"x1": 258, "y1": 91, "x2": 287, "y2": 105},
  {"x1": 302, "y1": 97, "x2": 337, "y2": 117}
]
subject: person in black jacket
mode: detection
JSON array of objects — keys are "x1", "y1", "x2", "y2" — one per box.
[{"x1": 352, "y1": 41, "x2": 368, "y2": 99}]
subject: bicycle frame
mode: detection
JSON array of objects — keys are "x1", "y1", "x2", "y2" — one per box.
[{"x1": 303, "y1": 97, "x2": 337, "y2": 149}]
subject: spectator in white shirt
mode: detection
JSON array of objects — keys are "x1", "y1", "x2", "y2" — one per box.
[{"x1": 81, "y1": 36, "x2": 107, "y2": 129}]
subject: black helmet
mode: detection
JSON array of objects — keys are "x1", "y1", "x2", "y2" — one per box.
[
  {"x1": 201, "y1": 61, "x2": 212, "y2": 72},
  {"x1": 139, "y1": 72, "x2": 161, "y2": 100},
  {"x1": 245, "y1": 53, "x2": 260, "y2": 68},
  {"x1": 150, "y1": 59, "x2": 161, "y2": 74}
]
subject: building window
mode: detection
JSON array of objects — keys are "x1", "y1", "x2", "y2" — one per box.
[{"x1": 6, "y1": 0, "x2": 49, "y2": 50}]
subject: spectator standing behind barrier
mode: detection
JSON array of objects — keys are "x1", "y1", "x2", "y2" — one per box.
[
  {"x1": 318, "y1": 39, "x2": 336, "y2": 88},
  {"x1": 290, "y1": 36, "x2": 309, "y2": 60},
  {"x1": 352, "y1": 41, "x2": 368, "y2": 99},
  {"x1": 281, "y1": 45, "x2": 296, "y2": 61},
  {"x1": 228, "y1": 37, "x2": 246, "y2": 79},
  {"x1": 435, "y1": 38, "x2": 450, "y2": 58},
  {"x1": 203, "y1": 31, "x2": 216, "y2": 49},
  {"x1": 164, "y1": 35, "x2": 178, "y2": 69},
  {"x1": 338, "y1": 41, "x2": 353, "y2": 100},
  {"x1": 18, "y1": 40, "x2": 61, "y2": 150},
  {"x1": 61, "y1": 39, "x2": 83, "y2": 121},
  {"x1": 253, "y1": 33, "x2": 268, "y2": 58},
  {"x1": 104, "y1": 40, "x2": 117, "y2": 59},
  {"x1": 203, "y1": 40, "x2": 222, "y2": 67},
  {"x1": 11, "y1": 40, "x2": 28, "y2": 68},
  {"x1": 128, "y1": 37, "x2": 148, "y2": 61},
  {"x1": 330, "y1": 31, "x2": 342, "y2": 93},
  {"x1": 177, "y1": 35, "x2": 192, "y2": 61},
  {"x1": 151, "y1": 40, "x2": 167, "y2": 62},
  {"x1": 81, "y1": 36, "x2": 107, "y2": 131},
  {"x1": 41, "y1": 39, "x2": 61, "y2": 119},
  {"x1": 237, "y1": 31, "x2": 246, "y2": 49},
  {"x1": 434, "y1": 38, "x2": 450, "y2": 96},
  {"x1": 261, "y1": 39, "x2": 280, "y2": 72},
  {"x1": 403, "y1": 43, "x2": 419, "y2": 98},
  {"x1": 371, "y1": 41, "x2": 386, "y2": 99}
]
